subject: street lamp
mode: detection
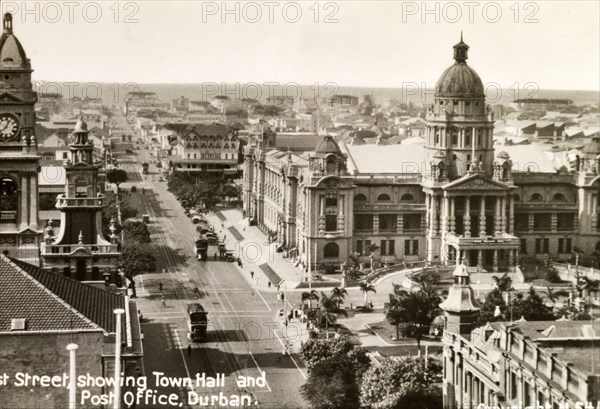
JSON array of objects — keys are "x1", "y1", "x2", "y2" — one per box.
[
  {"x1": 113, "y1": 308, "x2": 125, "y2": 409},
  {"x1": 66, "y1": 344, "x2": 78, "y2": 409}
]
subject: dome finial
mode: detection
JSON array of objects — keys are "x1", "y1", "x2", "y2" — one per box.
[
  {"x1": 453, "y1": 33, "x2": 469, "y2": 63},
  {"x1": 3, "y1": 13, "x2": 13, "y2": 34}
]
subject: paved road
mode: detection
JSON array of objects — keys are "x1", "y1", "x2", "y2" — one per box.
[{"x1": 127, "y1": 141, "x2": 308, "y2": 408}]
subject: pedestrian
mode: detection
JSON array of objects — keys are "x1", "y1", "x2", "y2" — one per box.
[
  {"x1": 268, "y1": 281, "x2": 272, "y2": 288},
  {"x1": 214, "y1": 252, "x2": 218, "y2": 260},
  {"x1": 187, "y1": 344, "x2": 192, "y2": 357},
  {"x1": 161, "y1": 295, "x2": 166, "y2": 308},
  {"x1": 250, "y1": 271, "x2": 254, "y2": 279},
  {"x1": 158, "y1": 281, "x2": 163, "y2": 292}
]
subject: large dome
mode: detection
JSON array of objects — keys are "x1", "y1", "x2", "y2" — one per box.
[
  {"x1": 0, "y1": 13, "x2": 30, "y2": 69},
  {"x1": 315, "y1": 135, "x2": 342, "y2": 155},
  {"x1": 435, "y1": 36, "x2": 484, "y2": 98}
]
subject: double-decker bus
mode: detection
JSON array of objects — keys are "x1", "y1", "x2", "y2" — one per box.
[
  {"x1": 194, "y1": 236, "x2": 209, "y2": 261},
  {"x1": 187, "y1": 303, "x2": 208, "y2": 342}
]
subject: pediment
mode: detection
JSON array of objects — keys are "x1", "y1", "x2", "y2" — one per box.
[
  {"x1": 443, "y1": 174, "x2": 510, "y2": 191},
  {"x1": 0, "y1": 92, "x2": 25, "y2": 103}
]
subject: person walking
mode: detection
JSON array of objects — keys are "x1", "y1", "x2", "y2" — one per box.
[
  {"x1": 161, "y1": 295, "x2": 166, "y2": 308},
  {"x1": 250, "y1": 271, "x2": 254, "y2": 279},
  {"x1": 187, "y1": 344, "x2": 192, "y2": 357}
]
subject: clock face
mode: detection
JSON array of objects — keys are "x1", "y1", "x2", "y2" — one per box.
[{"x1": 0, "y1": 114, "x2": 19, "y2": 141}]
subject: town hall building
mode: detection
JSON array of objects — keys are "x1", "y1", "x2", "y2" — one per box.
[{"x1": 242, "y1": 37, "x2": 600, "y2": 277}]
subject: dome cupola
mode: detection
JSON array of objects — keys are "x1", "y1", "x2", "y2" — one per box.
[
  {"x1": 435, "y1": 34, "x2": 484, "y2": 99},
  {"x1": 0, "y1": 13, "x2": 31, "y2": 69}
]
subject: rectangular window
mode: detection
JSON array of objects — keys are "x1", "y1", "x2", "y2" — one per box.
[
  {"x1": 325, "y1": 215, "x2": 337, "y2": 232},
  {"x1": 381, "y1": 240, "x2": 395, "y2": 256},
  {"x1": 511, "y1": 372, "x2": 517, "y2": 400},
  {"x1": 535, "y1": 238, "x2": 549, "y2": 254},
  {"x1": 354, "y1": 214, "x2": 374, "y2": 231},
  {"x1": 558, "y1": 238, "x2": 572, "y2": 253},
  {"x1": 404, "y1": 239, "x2": 418, "y2": 256},
  {"x1": 452, "y1": 132, "x2": 458, "y2": 145},
  {"x1": 520, "y1": 238, "x2": 527, "y2": 253},
  {"x1": 379, "y1": 214, "x2": 397, "y2": 231}
]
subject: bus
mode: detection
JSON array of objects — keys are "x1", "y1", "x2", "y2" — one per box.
[
  {"x1": 187, "y1": 303, "x2": 208, "y2": 342},
  {"x1": 194, "y1": 236, "x2": 209, "y2": 261}
]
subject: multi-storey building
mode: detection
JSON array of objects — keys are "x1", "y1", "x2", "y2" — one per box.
[
  {"x1": 242, "y1": 37, "x2": 600, "y2": 275},
  {"x1": 440, "y1": 263, "x2": 600, "y2": 409},
  {"x1": 0, "y1": 13, "x2": 42, "y2": 264},
  {"x1": 165, "y1": 123, "x2": 240, "y2": 175}
]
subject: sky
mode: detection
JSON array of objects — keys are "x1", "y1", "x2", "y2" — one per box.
[{"x1": 3, "y1": 1, "x2": 599, "y2": 91}]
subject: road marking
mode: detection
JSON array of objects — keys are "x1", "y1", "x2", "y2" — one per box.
[
  {"x1": 173, "y1": 327, "x2": 196, "y2": 394},
  {"x1": 272, "y1": 330, "x2": 307, "y2": 381},
  {"x1": 255, "y1": 290, "x2": 272, "y2": 312}
]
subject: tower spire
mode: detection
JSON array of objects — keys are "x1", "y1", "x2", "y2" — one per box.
[{"x1": 3, "y1": 13, "x2": 13, "y2": 34}]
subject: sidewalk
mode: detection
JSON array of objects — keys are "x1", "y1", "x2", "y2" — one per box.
[{"x1": 204, "y1": 209, "x2": 306, "y2": 291}]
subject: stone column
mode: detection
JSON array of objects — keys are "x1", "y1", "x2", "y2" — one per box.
[
  {"x1": 19, "y1": 174, "x2": 28, "y2": 229},
  {"x1": 493, "y1": 249, "x2": 499, "y2": 272},
  {"x1": 508, "y1": 249, "x2": 514, "y2": 272},
  {"x1": 29, "y1": 174, "x2": 38, "y2": 230},
  {"x1": 494, "y1": 196, "x2": 501, "y2": 236},
  {"x1": 551, "y1": 213, "x2": 557, "y2": 232},
  {"x1": 449, "y1": 197, "x2": 456, "y2": 233},
  {"x1": 528, "y1": 213, "x2": 534, "y2": 232},
  {"x1": 464, "y1": 196, "x2": 471, "y2": 237},
  {"x1": 456, "y1": 246, "x2": 461, "y2": 265},
  {"x1": 337, "y1": 195, "x2": 345, "y2": 231},
  {"x1": 397, "y1": 214, "x2": 404, "y2": 234},
  {"x1": 477, "y1": 250, "x2": 483, "y2": 272},
  {"x1": 431, "y1": 195, "x2": 438, "y2": 236},
  {"x1": 479, "y1": 196, "x2": 486, "y2": 237},
  {"x1": 508, "y1": 195, "x2": 515, "y2": 234},
  {"x1": 501, "y1": 196, "x2": 507, "y2": 233},
  {"x1": 420, "y1": 214, "x2": 426, "y2": 232},
  {"x1": 373, "y1": 214, "x2": 379, "y2": 234},
  {"x1": 318, "y1": 195, "x2": 325, "y2": 233},
  {"x1": 442, "y1": 195, "x2": 450, "y2": 236}
]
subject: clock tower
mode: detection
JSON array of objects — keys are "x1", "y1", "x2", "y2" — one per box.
[{"x1": 0, "y1": 12, "x2": 42, "y2": 264}]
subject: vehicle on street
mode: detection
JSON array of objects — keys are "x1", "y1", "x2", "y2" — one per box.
[
  {"x1": 187, "y1": 303, "x2": 208, "y2": 341},
  {"x1": 194, "y1": 236, "x2": 209, "y2": 261}
]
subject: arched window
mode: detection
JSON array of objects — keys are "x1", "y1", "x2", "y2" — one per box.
[
  {"x1": 326, "y1": 190, "x2": 337, "y2": 207},
  {"x1": 530, "y1": 193, "x2": 543, "y2": 202},
  {"x1": 354, "y1": 194, "x2": 367, "y2": 202},
  {"x1": 552, "y1": 193, "x2": 566, "y2": 202},
  {"x1": 401, "y1": 193, "x2": 414, "y2": 202},
  {"x1": 324, "y1": 242, "x2": 339, "y2": 258},
  {"x1": 326, "y1": 156, "x2": 336, "y2": 173},
  {"x1": 377, "y1": 193, "x2": 391, "y2": 202}
]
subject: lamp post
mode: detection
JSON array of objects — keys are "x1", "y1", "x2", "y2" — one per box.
[
  {"x1": 66, "y1": 344, "x2": 78, "y2": 409},
  {"x1": 113, "y1": 308, "x2": 125, "y2": 409}
]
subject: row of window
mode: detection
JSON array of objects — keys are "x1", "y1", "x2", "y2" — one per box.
[
  {"x1": 186, "y1": 153, "x2": 234, "y2": 160},
  {"x1": 354, "y1": 193, "x2": 415, "y2": 203},
  {"x1": 520, "y1": 237, "x2": 572, "y2": 254},
  {"x1": 355, "y1": 239, "x2": 419, "y2": 256},
  {"x1": 521, "y1": 192, "x2": 571, "y2": 202}
]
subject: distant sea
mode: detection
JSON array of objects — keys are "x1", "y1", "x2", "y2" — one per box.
[{"x1": 34, "y1": 81, "x2": 600, "y2": 108}]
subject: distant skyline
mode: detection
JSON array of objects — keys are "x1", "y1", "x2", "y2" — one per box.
[{"x1": 4, "y1": 1, "x2": 599, "y2": 91}]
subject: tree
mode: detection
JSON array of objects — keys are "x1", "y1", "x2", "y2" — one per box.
[
  {"x1": 386, "y1": 290, "x2": 436, "y2": 341},
  {"x1": 300, "y1": 336, "x2": 367, "y2": 372},
  {"x1": 545, "y1": 268, "x2": 563, "y2": 283},
  {"x1": 541, "y1": 287, "x2": 570, "y2": 307},
  {"x1": 122, "y1": 220, "x2": 151, "y2": 243},
  {"x1": 106, "y1": 168, "x2": 128, "y2": 189},
  {"x1": 300, "y1": 354, "x2": 360, "y2": 409},
  {"x1": 359, "y1": 357, "x2": 442, "y2": 409},
  {"x1": 302, "y1": 290, "x2": 320, "y2": 310},
  {"x1": 477, "y1": 289, "x2": 507, "y2": 325},
  {"x1": 119, "y1": 242, "x2": 156, "y2": 276},
  {"x1": 491, "y1": 273, "x2": 514, "y2": 292},
  {"x1": 360, "y1": 281, "x2": 376, "y2": 308},
  {"x1": 512, "y1": 287, "x2": 556, "y2": 321},
  {"x1": 330, "y1": 287, "x2": 348, "y2": 309}
]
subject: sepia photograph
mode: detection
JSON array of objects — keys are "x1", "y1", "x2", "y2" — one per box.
[{"x1": 0, "y1": 1, "x2": 598, "y2": 408}]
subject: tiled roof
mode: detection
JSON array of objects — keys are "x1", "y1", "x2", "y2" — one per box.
[{"x1": 1, "y1": 255, "x2": 125, "y2": 334}]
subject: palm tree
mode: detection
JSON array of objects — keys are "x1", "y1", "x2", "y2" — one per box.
[
  {"x1": 359, "y1": 281, "x2": 376, "y2": 308},
  {"x1": 301, "y1": 290, "x2": 320, "y2": 310},
  {"x1": 319, "y1": 291, "x2": 338, "y2": 311},
  {"x1": 330, "y1": 287, "x2": 348, "y2": 309},
  {"x1": 541, "y1": 286, "x2": 570, "y2": 307}
]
